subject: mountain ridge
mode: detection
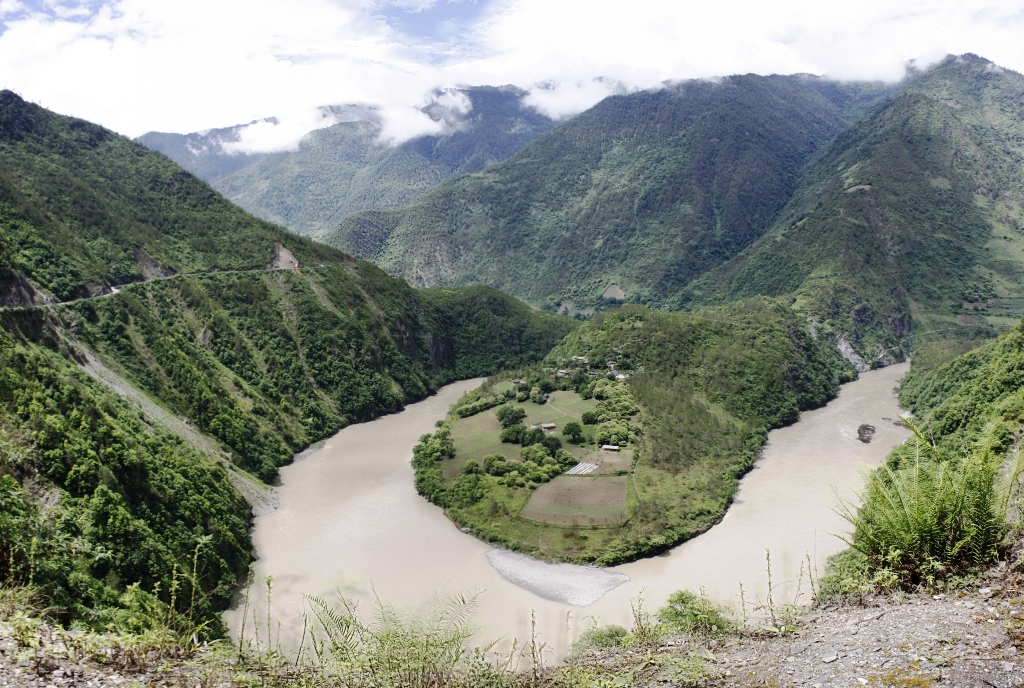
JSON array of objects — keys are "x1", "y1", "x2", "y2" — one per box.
[
  {"x1": 138, "y1": 86, "x2": 557, "y2": 238},
  {"x1": 323, "y1": 74, "x2": 892, "y2": 308}
]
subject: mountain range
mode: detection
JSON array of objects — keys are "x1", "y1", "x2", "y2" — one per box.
[
  {"x1": 139, "y1": 86, "x2": 556, "y2": 238},
  {"x1": 310, "y1": 55, "x2": 1023, "y2": 363}
]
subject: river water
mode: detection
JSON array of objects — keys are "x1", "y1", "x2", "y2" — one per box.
[{"x1": 225, "y1": 363, "x2": 910, "y2": 659}]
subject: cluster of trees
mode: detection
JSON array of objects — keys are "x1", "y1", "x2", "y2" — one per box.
[
  {"x1": 61, "y1": 265, "x2": 571, "y2": 481},
  {"x1": 467, "y1": 446, "x2": 577, "y2": 488},
  {"x1": 0, "y1": 328, "x2": 250, "y2": 632},
  {"x1": 455, "y1": 393, "x2": 509, "y2": 418}
]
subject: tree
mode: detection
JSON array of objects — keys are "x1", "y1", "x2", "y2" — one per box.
[
  {"x1": 520, "y1": 428, "x2": 545, "y2": 446},
  {"x1": 541, "y1": 435, "x2": 562, "y2": 455},
  {"x1": 596, "y1": 420, "x2": 630, "y2": 446},
  {"x1": 563, "y1": 421, "x2": 584, "y2": 442},
  {"x1": 530, "y1": 386, "x2": 545, "y2": 404},
  {"x1": 496, "y1": 404, "x2": 527, "y2": 429},
  {"x1": 500, "y1": 425, "x2": 525, "y2": 443},
  {"x1": 520, "y1": 444, "x2": 550, "y2": 464}
]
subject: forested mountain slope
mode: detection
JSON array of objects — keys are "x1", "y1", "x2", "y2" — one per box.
[
  {"x1": 0, "y1": 95, "x2": 573, "y2": 630},
  {"x1": 139, "y1": 86, "x2": 556, "y2": 238},
  {"x1": 0, "y1": 90, "x2": 342, "y2": 304},
  {"x1": 325, "y1": 75, "x2": 889, "y2": 308},
  {"x1": 690, "y1": 55, "x2": 1024, "y2": 362},
  {"x1": 897, "y1": 318, "x2": 1024, "y2": 456}
]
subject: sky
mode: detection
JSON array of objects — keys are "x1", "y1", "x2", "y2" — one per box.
[{"x1": 1, "y1": 0, "x2": 1023, "y2": 151}]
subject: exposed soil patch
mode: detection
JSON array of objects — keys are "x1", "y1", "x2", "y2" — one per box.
[
  {"x1": 602, "y1": 284, "x2": 626, "y2": 300},
  {"x1": 521, "y1": 475, "x2": 627, "y2": 525},
  {"x1": 270, "y1": 242, "x2": 300, "y2": 269}
]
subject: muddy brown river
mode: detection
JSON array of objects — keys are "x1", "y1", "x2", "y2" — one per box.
[{"x1": 225, "y1": 363, "x2": 910, "y2": 659}]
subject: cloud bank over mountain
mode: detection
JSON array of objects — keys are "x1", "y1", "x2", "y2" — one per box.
[{"x1": 2, "y1": 0, "x2": 1023, "y2": 151}]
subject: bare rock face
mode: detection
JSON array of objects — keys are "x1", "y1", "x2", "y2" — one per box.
[
  {"x1": 836, "y1": 335, "x2": 870, "y2": 372},
  {"x1": 0, "y1": 271, "x2": 55, "y2": 307},
  {"x1": 133, "y1": 247, "x2": 175, "y2": 280},
  {"x1": 270, "y1": 242, "x2": 300, "y2": 269}
]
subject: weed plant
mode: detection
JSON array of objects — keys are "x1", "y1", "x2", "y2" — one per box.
[{"x1": 835, "y1": 419, "x2": 1019, "y2": 590}]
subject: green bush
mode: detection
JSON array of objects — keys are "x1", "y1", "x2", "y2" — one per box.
[
  {"x1": 499, "y1": 425, "x2": 524, "y2": 443},
  {"x1": 481, "y1": 454, "x2": 507, "y2": 474},
  {"x1": 657, "y1": 590, "x2": 734, "y2": 636},
  {"x1": 576, "y1": 624, "x2": 629, "y2": 649},
  {"x1": 495, "y1": 405, "x2": 527, "y2": 428},
  {"x1": 836, "y1": 421, "x2": 1012, "y2": 587},
  {"x1": 520, "y1": 444, "x2": 550, "y2": 464}
]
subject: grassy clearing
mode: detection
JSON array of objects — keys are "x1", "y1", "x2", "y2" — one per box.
[{"x1": 448, "y1": 391, "x2": 602, "y2": 479}]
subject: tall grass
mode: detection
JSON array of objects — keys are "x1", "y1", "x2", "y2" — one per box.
[
  {"x1": 835, "y1": 419, "x2": 1021, "y2": 588},
  {"x1": 300, "y1": 588, "x2": 509, "y2": 688}
]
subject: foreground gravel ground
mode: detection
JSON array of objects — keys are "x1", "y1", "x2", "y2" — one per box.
[{"x1": 4, "y1": 567, "x2": 1024, "y2": 687}]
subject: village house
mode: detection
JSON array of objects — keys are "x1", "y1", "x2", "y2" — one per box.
[
  {"x1": 540, "y1": 423, "x2": 557, "y2": 432},
  {"x1": 602, "y1": 444, "x2": 620, "y2": 452}
]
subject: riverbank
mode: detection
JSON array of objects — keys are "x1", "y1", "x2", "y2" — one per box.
[
  {"x1": 3, "y1": 567, "x2": 1022, "y2": 687},
  {"x1": 223, "y1": 362, "x2": 911, "y2": 660}
]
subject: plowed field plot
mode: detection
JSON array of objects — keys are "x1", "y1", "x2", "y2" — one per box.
[
  {"x1": 583, "y1": 447, "x2": 632, "y2": 474},
  {"x1": 520, "y1": 475, "x2": 627, "y2": 526}
]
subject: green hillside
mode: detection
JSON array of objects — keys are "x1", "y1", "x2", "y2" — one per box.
[
  {"x1": 325, "y1": 75, "x2": 889, "y2": 308},
  {"x1": 897, "y1": 320, "x2": 1024, "y2": 453},
  {"x1": 139, "y1": 87, "x2": 556, "y2": 238},
  {"x1": 690, "y1": 55, "x2": 1024, "y2": 362},
  {"x1": 0, "y1": 96, "x2": 573, "y2": 630},
  {"x1": 0, "y1": 90, "x2": 341, "y2": 304}
]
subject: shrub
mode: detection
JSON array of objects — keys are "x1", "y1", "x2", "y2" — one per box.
[
  {"x1": 499, "y1": 425, "x2": 525, "y2": 443},
  {"x1": 554, "y1": 449, "x2": 578, "y2": 467},
  {"x1": 482, "y1": 454, "x2": 506, "y2": 474},
  {"x1": 462, "y1": 460, "x2": 480, "y2": 475},
  {"x1": 576, "y1": 624, "x2": 628, "y2": 649},
  {"x1": 495, "y1": 405, "x2": 527, "y2": 429},
  {"x1": 836, "y1": 420, "x2": 1015, "y2": 588},
  {"x1": 657, "y1": 590, "x2": 733, "y2": 636},
  {"x1": 520, "y1": 444, "x2": 550, "y2": 464},
  {"x1": 447, "y1": 474, "x2": 485, "y2": 508}
]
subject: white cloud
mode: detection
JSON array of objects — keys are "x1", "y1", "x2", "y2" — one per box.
[{"x1": 0, "y1": 0, "x2": 1022, "y2": 152}]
